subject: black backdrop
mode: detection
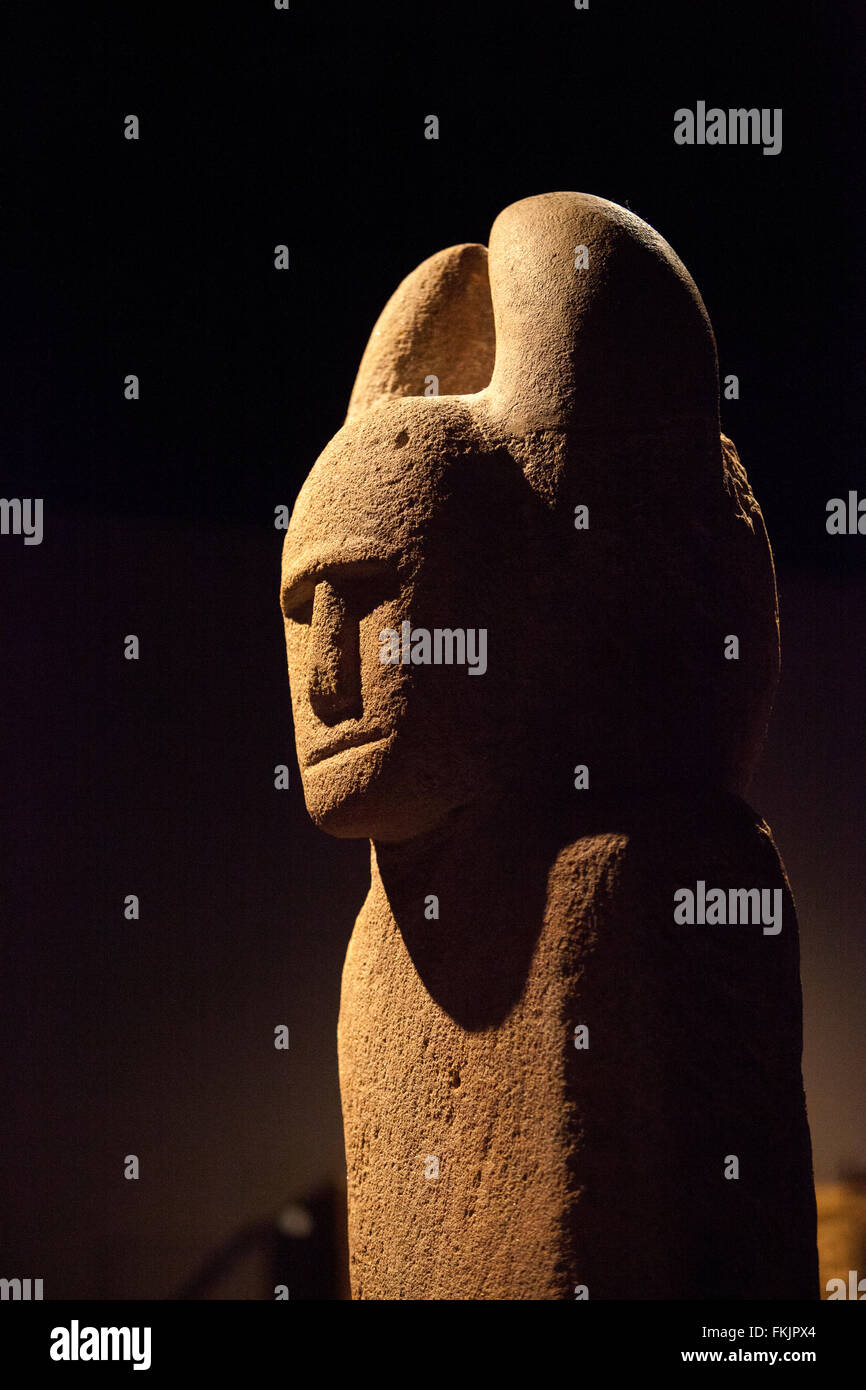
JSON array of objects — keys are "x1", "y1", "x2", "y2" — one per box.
[{"x1": 2, "y1": 0, "x2": 864, "y2": 1299}]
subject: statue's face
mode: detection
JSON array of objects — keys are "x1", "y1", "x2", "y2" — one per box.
[{"x1": 281, "y1": 404, "x2": 521, "y2": 840}]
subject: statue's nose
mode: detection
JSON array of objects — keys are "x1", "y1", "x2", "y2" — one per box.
[{"x1": 307, "y1": 579, "x2": 362, "y2": 724}]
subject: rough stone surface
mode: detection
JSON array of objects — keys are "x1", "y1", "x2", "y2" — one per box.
[{"x1": 281, "y1": 192, "x2": 818, "y2": 1299}]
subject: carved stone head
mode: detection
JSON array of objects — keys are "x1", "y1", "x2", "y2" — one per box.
[{"x1": 281, "y1": 192, "x2": 779, "y2": 842}]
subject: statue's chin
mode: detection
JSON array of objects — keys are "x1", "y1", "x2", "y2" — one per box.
[
  {"x1": 305, "y1": 790, "x2": 450, "y2": 843},
  {"x1": 301, "y1": 759, "x2": 458, "y2": 843}
]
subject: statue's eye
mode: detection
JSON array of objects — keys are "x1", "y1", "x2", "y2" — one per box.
[
  {"x1": 291, "y1": 597, "x2": 314, "y2": 625},
  {"x1": 282, "y1": 561, "x2": 399, "y2": 626},
  {"x1": 334, "y1": 562, "x2": 402, "y2": 620},
  {"x1": 343, "y1": 574, "x2": 397, "y2": 619},
  {"x1": 281, "y1": 582, "x2": 314, "y2": 625}
]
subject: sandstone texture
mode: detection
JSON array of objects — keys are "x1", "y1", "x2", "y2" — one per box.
[{"x1": 281, "y1": 192, "x2": 817, "y2": 1299}]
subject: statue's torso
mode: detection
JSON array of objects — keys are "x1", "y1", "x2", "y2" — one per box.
[{"x1": 338, "y1": 802, "x2": 817, "y2": 1300}]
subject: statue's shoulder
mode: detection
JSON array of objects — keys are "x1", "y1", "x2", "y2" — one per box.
[{"x1": 546, "y1": 792, "x2": 792, "y2": 908}]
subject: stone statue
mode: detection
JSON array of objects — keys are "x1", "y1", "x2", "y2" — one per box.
[{"x1": 280, "y1": 192, "x2": 817, "y2": 1299}]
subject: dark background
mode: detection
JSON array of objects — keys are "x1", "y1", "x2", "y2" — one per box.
[{"x1": 2, "y1": 0, "x2": 864, "y2": 1298}]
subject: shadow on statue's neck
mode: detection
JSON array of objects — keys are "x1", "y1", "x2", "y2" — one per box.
[
  {"x1": 367, "y1": 778, "x2": 749, "y2": 1030},
  {"x1": 367, "y1": 791, "x2": 550, "y2": 1029}
]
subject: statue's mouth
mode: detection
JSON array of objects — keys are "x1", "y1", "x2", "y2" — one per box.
[{"x1": 305, "y1": 730, "x2": 389, "y2": 767}]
